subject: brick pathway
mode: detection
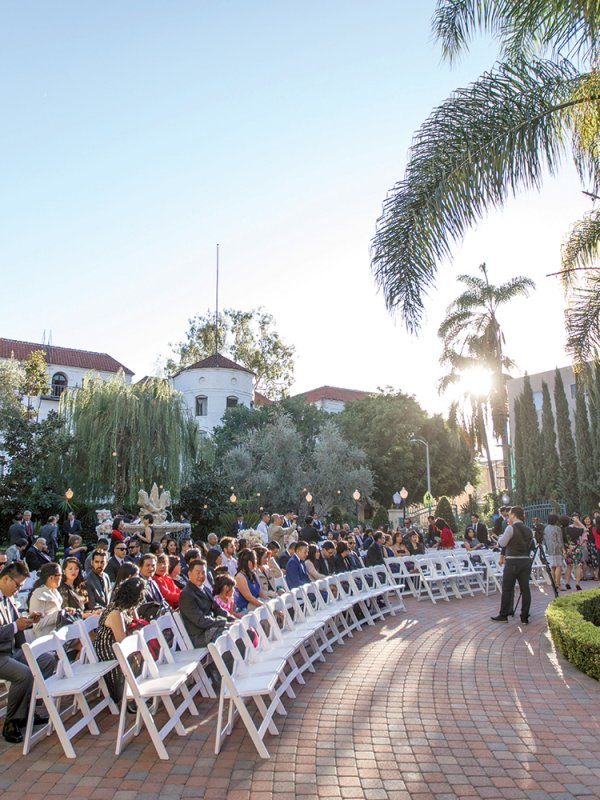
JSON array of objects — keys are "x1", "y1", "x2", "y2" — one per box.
[{"x1": 1, "y1": 585, "x2": 599, "y2": 799}]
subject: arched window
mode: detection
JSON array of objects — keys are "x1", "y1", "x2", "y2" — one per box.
[
  {"x1": 51, "y1": 372, "x2": 68, "y2": 398},
  {"x1": 195, "y1": 395, "x2": 208, "y2": 416},
  {"x1": 226, "y1": 395, "x2": 238, "y2": 408}
]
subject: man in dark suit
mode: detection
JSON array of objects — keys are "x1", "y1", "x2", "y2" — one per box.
[
  {"x1": 179, "y1": 558, "x2": 235, "y2": 647},
  {"x1": 0, "y1": 561, "x2": 54, "y2": 744},
  {"x1": 138, "y1": 554, "x2": 169, "y2": 619},
  {"x1": 8, "y1": 515, "x2": 26, "y2": 546},
  {"x1": 25, "y1": 538, "x2": 52, "y2": 572},
  {"x1": 85, "y1": 550, "x2": 111, "y2": 609},
  {"x1": 230, "y1": 513, "x2": 246, "y2": 536},
  {"x1": 105, "y1": 543, "x2": 127, "y2": 583},
  {"x1": 125, "y1": 540, "x2": 141, "y2": 565},
  {"x1": 285, "y1": 541, "x2": 311, "y2": 589},
  {"x1": 61, "y1": 511, "x2": 82, "y2": 549},
  {"x1": 320, "y1": 542, "x2": 337, "y2": 576},
  {"x1": 299, "y1": 517, "x2": 319, "y2": 545},
  {"x1": 365, "y1": 531, "x2": 386, "y2": 567},
  {"x1": 469, "y1": 514, "x2": 489, "y2": 545},
  {"x1": 22, "y1": 511, "x2": 34, "y2": 547}
]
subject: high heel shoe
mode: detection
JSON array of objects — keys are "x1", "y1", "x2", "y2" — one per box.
[{"x1": 576, "y1": 584, "x2": 582, "y2": 591}]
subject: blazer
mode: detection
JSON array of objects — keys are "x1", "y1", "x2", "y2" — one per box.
[
  {"x1": 105, "y1": 556, "x2": 125, "y2": 584},
  {"x1": 332, "y1": 554, "x2": 351, "y2": 574},
  {"x1": 61, "y1": 518, "x2": 82, "y2": 537},
  {"x1": 285, "y1": 555, "x2": 311, "y2": 589},
  {"x1": 365, "y1": 542, "x2": 386, "y2": 567},
  {"x1": 8, "y1": 522, "x2": 27, "y2": 546},
  {"x1": 0, "y1": 593, "x2": 24, "y2": 655},
  {"x1": 473, "y1": 522, "x2": 489, "y2": 545},
  {"x1": 178, "y1": 581, "x2": 234, "y2": 648},
  {"x1": 85, "y1": 570, "x2": 111, "y2": 609},
  {"x1": 25, "y1": 546, "x2": 52, "y2": 573}
]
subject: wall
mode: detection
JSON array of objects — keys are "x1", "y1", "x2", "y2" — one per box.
[{"x1": 172, "y1": 366, "x2": 254, "y2": 434}]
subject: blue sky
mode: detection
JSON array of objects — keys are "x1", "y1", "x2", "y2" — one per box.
[{"x1": 1, "y1": 2, "x2": 587, "y2": 412}]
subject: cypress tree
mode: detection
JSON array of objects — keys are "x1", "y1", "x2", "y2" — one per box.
[
  {"x1": 554, "y1": 368, "x2": 579, "y2": 510},
  {"x1": 540, "y1": 381, "x2": 560, "y2": 498},
  {"x1": 589, "y1": 364, "x2": 600, "y2": 486},
  {"x1": 518, "y1": 375, "x2": 542, "y2": 502},
  {"x1": 574, "y1": 376, "x2": 598, "y2": 514},
  {"x1": 512, "y1": 397, "x2": 526, "y2": 505}
]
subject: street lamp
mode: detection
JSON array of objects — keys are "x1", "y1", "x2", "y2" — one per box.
[
  {"x1": 353, "y1": 489, "x2": 361, "y2": 520},
  {"x1": 305, "y1": 491, "x2": 313, "y2": 505},
  {"x1": 65, "y1": 488, "x2": 74, "y2": 501},
  {"x1": 465, "y1": 481, "x2": 474, "y2": 515},
  {"x1": 229, "y1": 492, "x2": 237, "y2": 503},
  {"x1": 409, "y1": 436, "x2": 431, "y2": 498},
  {"x1": 400, "y1": 486, "x2": 408, "y2": 524}
]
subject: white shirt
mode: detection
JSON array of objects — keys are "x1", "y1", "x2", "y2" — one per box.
[
  {"x1": 220, "y1": 552, "x2": 238, "y2": 577},
  {"x1": 257, "y1": 520, "x2": 269, "y2": 544}
]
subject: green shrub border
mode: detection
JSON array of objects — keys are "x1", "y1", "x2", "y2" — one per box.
[{"x1": 546, "y1": 588, "x2": 600, "y2": 681}]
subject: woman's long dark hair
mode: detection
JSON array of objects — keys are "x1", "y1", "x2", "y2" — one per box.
[
  {"x1": 307, "y1": 544, "x2": 321, "y2": 568},
  {"x1": 112, "y1": 515, "x2": 124, "y2": 532},
  {"x1": 236, "y1": 548, "x2": 256, "y2": 580},
  {"x1": 111, "y1": 576, "x2": 146, "y2": 611},
  {"x1": 206, "y1": 548, "x2": 222, "y2": 572},
  {"x1": 254, "y1": 546, "x2": 268, "y2": 567},
  {"x1": 113, "y1": 562, "x2": 139, "y2": 590}
]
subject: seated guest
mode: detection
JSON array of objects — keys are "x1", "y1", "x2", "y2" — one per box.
[
  {"x1": 59, "y1": 556, "x2": 99, "y2": 618},
  {"x1": 85, "y1": 549, "x2": 111, "y2": 609},
  {"x1": 470, "y1": 513, "x2": 489, "y2": 546},
  {"x1": 219, "y1": 537, "x2": 238, "y2": 577},
  {"x1": 28, "y1": 563, "x2": 78, "y2": 638},
  {"x1": 365, "y1": 531, "x2": 387, "y2": 566},
  {"x1": 179, "y1": 539, "x2": 192, "y2": 572},
  {"x1": 138, "y1": 553, "x2": 169, "y2": 619},
  {"x1": 463, "y1": 527, "x2": 484, "y2": 553},
  {"x1": 85, "y1": 537, "x2": 109, "y2": 574},
  {"x1": 320, "y1": 541, "x2": 337, "y2": 576},
  {"x1": 168, "y1": 555, "x2": 185, "y2": 590},
  {"x1": 254, "y1": 546, "x2": 281, "y2": 597},
  {"x1": 181, "y1": 547, "x2": 202, "y2": 583},
  {"x1": 234, "y1": 549, "x2": 268, "y2": 613},
  {"x1": 95, "y1": 576, "x2": 147, "y2": 704},
  {"x1": 383, "y1": 534, "x2": 395, "y2": 557},
  {"x1": 153, "y1": 553, "x2": 181, "y2": 609},
  {"x1": 212, "y1": 573, "x2": 242, "y2": 619},
  {"x1": 277, "y1": 541, "x2": 296, "y2": 570},
  {"x1": 406, "y1": 530, "x2": 425, "y2": 556},
  {"x1": 285, "y1": 541, "x2": 312, "y2": 588},
  {"x1": 25, "y1": 537, "x2": 52, "y2": 572},
  {"x1": 109, "y1": 516, "x2": 127, "y2": 555},
  {"x1": 391, "y1": 531, "x2": 409, "y2": 557},
  {"x1": 333, "y1": 541, "x2": 352, "y2": 574},
  {"x1": 305, "y1": 544, "x2": 325, "y2": 581},
  {"x1": 149, "y1": 541, "x2": 163, "y2": 556},
  {"x1": 105, "y1": 542, "x2": 128, "y2": 583},
  {"x1": 206, "y1": 548, "x2": 223, "y2": 584},
  {"x1": 5, "y1": 538, "x2": 28, "y2": 565},
  {"x1": 207, "y1": 533, "x2": 221, "y2": 551},
  {"x1": 110, "y1": 563, "x2": 140, "y2": 600},
  {"x1": 345, "y1": 537, "x2": 362, "y2": 570},
  {"x1": 179, "y1": 558, "x2": 235, "y2": 647},
  {"x1": 125, "y1": 539, "x2": 141, "y2": 565},
  {"x1": 425, "y1": 515, "x2": 438, "y2": 547},
  {"x1": 165, "y1": 538, "x2": 179, "y2": 558},
  {"x1": 0, "y1": 561, "x2": 54, "y2": 745},
  {"x1": 435, "y1": 518, "x2": 455, "y2": 549},
  {"x1": 64, "y1": 534, "x2": 88, "y2": 567}
]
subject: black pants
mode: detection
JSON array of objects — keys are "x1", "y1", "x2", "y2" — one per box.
[{"x1": 499, "y1": 558, "x2": 532, "y2": 619}]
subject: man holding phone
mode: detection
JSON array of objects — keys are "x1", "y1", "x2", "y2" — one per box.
[{"x1": 0, "y1": 561, "x2": 55, "y2": 744}]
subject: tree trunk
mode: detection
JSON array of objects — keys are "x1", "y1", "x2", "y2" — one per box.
[{"x1": 478, "y1": 402, "x2": 497, "y2": 497}]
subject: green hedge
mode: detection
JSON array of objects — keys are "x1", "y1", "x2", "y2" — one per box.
[{"x1": 546, "y1": 588, "x2": 600, "y2": 681}]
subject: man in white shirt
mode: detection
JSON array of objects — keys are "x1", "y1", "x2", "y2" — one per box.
[
  {"x1": 257, "y1": 512, "x2": 270, "y2": 545},
  {"x1": 219, "y1": 537, "x2": 238, "y2": 577}
]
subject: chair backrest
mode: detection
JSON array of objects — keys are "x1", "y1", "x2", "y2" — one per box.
[
  {"x1": 171, "y1": 610, "x2": 195, "y2": 649},
  {"x1": 82, "y1": 614, "x2": 101, "y2": 634},
  {"x1": 112, "y1": 633, "x2": 148, "y2": 699},
  {"x1": 22, "y1": 633, "x2": 63, "y2": 683}
]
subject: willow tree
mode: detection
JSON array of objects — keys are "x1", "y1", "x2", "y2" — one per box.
[
  {"x1": 371, "y1": 0, "x2": 600, "y2": 365},
  {"x1": 61, "y1": 375, "x2": 199, "y2": 509}
]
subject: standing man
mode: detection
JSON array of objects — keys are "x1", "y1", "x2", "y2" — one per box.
[
  {"x1": 230, "y1": 512, "x2": 246, "y2": 536},
  {"x1": 256, "y1": 512, "x2": 270, "y2": 545},
  {"x1": 61, "y1": 511, "x2": 82, "y2": 550},
  {"x1": 299, "y1": 516, "x2": 319, "y2": 545},
  {"x1": 0, "y1": 561, "x2": 53, "y2": 744},
  {"x1": 469, "y1": 514, "x2": 489, "y2": 546},
  {"x1": 491, "y1": 506, "x2": 534, "y2": 624},
  {"x1": 39, "y1": 516, "x2": 59, "y2": 561},
  {"x1": 8, "y1": 514, "x2": 26, "y2": 547},
  {"x1": 22, "y1": 511, "x2": 34, "y2": 547}
]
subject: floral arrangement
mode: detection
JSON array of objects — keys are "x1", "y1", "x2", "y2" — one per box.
[
  {"x1": 95, "y1": 509, "x2": 113, "y2": 539},
  {"x1": 239, "y1": 529, "x2": 265, "y2": 548}
]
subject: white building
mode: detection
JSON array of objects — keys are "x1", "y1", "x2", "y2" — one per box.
[
  {"x1": 171, "y1": 353, "x2": 255, "y2": 435},
  {"x1": 0, "y1": 337, "x2": 133, "y2": 421},
  {"x1": 506, "y1": 365, "x2": 578, "y2": 442}
]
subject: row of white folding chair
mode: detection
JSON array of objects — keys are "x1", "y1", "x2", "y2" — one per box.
[
  {"x1": 439, "y1": 553, "x2": 487, "y2": 596},
  {"x1": 207, "y1": 566, "x2": 405, "y2": 759},
  {"x1": 21, "y1": 619, "x2": 119, "y2": 758},
  {"x1": 474, "y1": 550, "x2": 503, "y2": 593}
]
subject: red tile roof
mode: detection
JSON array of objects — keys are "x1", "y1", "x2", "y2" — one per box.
[
  {"x1": 295, "y1": 385, "x2": 372, "y2": 404},
  {"x1": 177, "y1": 353, "x2": 255, "y2": 375},
  {"x1": 253, "y1": 391, "x2": 273, "y2": 406},
  {"x1": 0, "y1": 338, "x2": 134, "y2": 375}
]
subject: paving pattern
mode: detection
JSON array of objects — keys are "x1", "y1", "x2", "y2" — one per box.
[{"x1": 1, "y1": 585, "x2": 599, "y2": 800}]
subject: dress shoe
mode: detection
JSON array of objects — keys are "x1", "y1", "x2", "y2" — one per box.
[
  {"x1": 520, "y1": 617, "x2": 530, "y2": 625},
  {"x1": 33, "y1": 712, "x2": 48, "y2": 726},
  {"x1": 491, "y1": 615, "x2": 508, "y2": 622},
  {"x1": 3, "y1": 721, "x2": 24, "y2": 744}
]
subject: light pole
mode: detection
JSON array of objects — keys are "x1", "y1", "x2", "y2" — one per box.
[
  {"x1": 400, "y1": 486, "x2": 408, "y2": 525},
  {"x1": 410, "y1": 436, "x2": 431, "y2": 498},
  {"x1": 465, "y1": 481, "x2": 474, "y2": 515},
  {"x1": 353, "y1": 489, "x2": 361, "y2": 521}
]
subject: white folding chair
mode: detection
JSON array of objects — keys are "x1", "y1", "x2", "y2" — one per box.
[
  {"x1": 22, "y1": 631, "x2": 116, "y2": 758},
  {"x1": 151, "y1": 612, "x2": 215, "y2": 698}
]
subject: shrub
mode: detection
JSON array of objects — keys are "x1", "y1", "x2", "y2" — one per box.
[
  {"x1": 546, "y1": 588, "x2": 600, "y2": 681},
  {"x1": 371, "y1": 506, "x2": 390, "y2": 530},
  {"x1": 434, "y1": 496, "x2": 458, "y2": 532}
]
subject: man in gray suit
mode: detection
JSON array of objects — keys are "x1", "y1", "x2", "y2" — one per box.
[
  {"x1": 0, "y1": 561, "x2": 55, "y2": 744},
  {"x1": 178, "y1": 558, "x2": 235, "y2": 647}
]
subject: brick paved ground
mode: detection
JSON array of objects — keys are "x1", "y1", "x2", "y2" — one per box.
[{"x1": 1, "y1": 585, "x2": 599, "y2": 800}]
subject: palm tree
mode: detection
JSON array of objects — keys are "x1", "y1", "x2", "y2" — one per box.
[
  {"x1": 437, "y1": 264, "x2": 535, "y2": 494},
  {"x1": 371, "y1": 1, "x2": 600, "y2": 364}
]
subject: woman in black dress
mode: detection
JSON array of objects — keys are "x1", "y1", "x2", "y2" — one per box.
[{"x1": 94, "y1": 576, "x2": 146, "y2": 703}]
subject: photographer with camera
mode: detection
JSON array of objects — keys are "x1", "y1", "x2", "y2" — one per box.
[{"x1": 491, "y1": 506, "x2": 534, "y2": 624}]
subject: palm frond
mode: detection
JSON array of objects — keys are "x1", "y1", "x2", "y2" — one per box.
[
  {"x1": 433, "y1": 0, "x2": 599, "y2": 64},
  {"x1": 561, "y1": 208, "x2": 600, "y2": 286},
  {"x1": 565, "y1": 269, "x2": 600, "y2": 363},
  {"x1": 371, "y1": 57, "x2": 581, "y2": 331}
]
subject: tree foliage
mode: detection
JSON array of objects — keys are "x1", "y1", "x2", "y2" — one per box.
[
  {"x1": 554, "y1": 368, "x2": 579, "y2": 509},
  {"x1": 540, "y1": 380, "x2": 561, "y2": 498},
  {"x1": 166, "y1": 307, "x2": 295, "y2": 399},
  {"x1": 371, "y1": 0, "x2": 600, "y2": 364},
  {"x1": 61, "y1": 375, "x2": 199, "y2": 509},
  {"x1": 574, "y1": 376, "x2": 599, "y2": 512},
  {"x1": 515, "y1": 375, "x2": 542, "y2": 502}
]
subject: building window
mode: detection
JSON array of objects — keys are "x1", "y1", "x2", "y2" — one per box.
[
  {"x1": 51, "y1": 372, "x2": 68, "y2": 398},
  {"x1": 570, "y1": 383, "x2": 577, "y2": 399},
  {"x1": 226, "y1": 395, "x2": 238, "y2": 408},
  {"x1": 195, "y1": 395, "x2": 208, "y2": 416},
  {"x1": 532, "y1": 391, "x2": 543, "y2": 412}
]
